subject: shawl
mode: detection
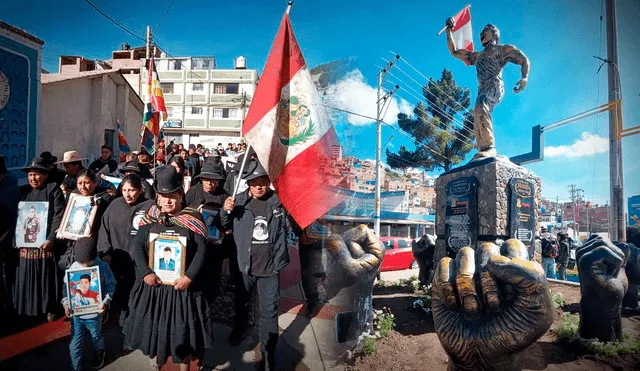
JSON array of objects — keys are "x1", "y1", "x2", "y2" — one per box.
[{"x1": 139, "y1": 205, "x2": 207, "y2": 237}]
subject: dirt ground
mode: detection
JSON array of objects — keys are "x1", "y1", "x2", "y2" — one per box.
[{"x1": 347, "y1": 281, "x2": 640, "y2": 371}]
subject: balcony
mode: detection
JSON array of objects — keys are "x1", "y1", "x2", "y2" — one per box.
[
  {"x1": 158, "y1": 71, "x2": 183, "y2": 80},
  {"x1": 209, "y1": 70, "x2": 256, "y2": 81},
  {"x1": 188, "y1": 71, "x2": 208, "y2": 80},
  {"x1": 208, "y1": 119, "x2": 242, "y2": 129},
  {"x1": 210, "y1": 94, "x2": 244, "y2": 106},
  {"x1": 185, "y1": 94, "x2": 207, "y2": 103},
  {"x1": 163, "y1": 94, "x2": 182, "y2": 103}
]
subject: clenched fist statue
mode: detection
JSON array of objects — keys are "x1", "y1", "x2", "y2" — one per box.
[
  {"x1": 432, "y1": 239, "x2": 554, "y2": 371},
  {"x1": 577, "y1": 235, "x2": 630, "y2": 342}
]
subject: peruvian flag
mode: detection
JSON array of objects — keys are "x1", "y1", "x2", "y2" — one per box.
[
  {"x1": 243, "y1": 13, "x2": 346, "y2": 229},
  {"x1": 451, "y1": 5, "x2": 474, "y2": 66}
]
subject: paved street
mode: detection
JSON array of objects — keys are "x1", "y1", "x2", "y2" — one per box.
[{"x1": 379, "y1": 268, "x2": 419, "y2": 283}]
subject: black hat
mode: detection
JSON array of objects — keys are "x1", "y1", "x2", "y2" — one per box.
[
  {"x1": 74, "y1": 237, "x2": 98, "y2": 263},
  {"x1": 120, "y1": 160, "x2": 142, "y2": 174},
  {"x1": 197, "y1": 162, "x2": 226, "y2": 180},
  {"x1": 21, "y1": 157, "x2": 50, "y2": 173},
  {"x1": 40, "y1": 151, "x2": 58, "y2": 165},
  {"x1": 154, "y1": 165, "x2": 184, "y2": 194},
  {"x1": 243, "y1": 160, "x2": 269, "y2": 181}
]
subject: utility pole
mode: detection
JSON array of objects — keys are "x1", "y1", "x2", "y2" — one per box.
[
  {"x1": 606, "y1": 0, "x2": 625, "y2": 242},
  {"x1": 146, "y1": 26, "x2": 151, "y2": 60},
  {"x1": 374, "y1": 56, "x2": 400, "y2": 236}
]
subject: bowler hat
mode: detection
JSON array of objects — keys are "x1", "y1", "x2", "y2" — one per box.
[
  {"x1": 21, "y1": 157, "x2": 50, "y2": 173},
  {"x1": 57, "y1": 151, "x2": 87, "y2": 164},
  {"x1": 242, "y1": 161, "x2": 268, "y2": 181},
  {"x1": 120, "y1": 161, "x2": 142, "y2": 174},
  {"x1": 40, "y1": 151, "x2": 58, "y2": 165},
  {"x1": 154, "y1": 165, "x2": 184, "y2": 194},
  {"x1": 196, "y1": 162, "x2": 226, "y2": 180}
]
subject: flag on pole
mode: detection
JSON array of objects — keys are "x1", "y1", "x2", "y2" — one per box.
[
  {"x1": 143, "y1": 58, "x2": 167, "y2": 137},
  {"x1": 140, "y1": 126, "x2": 155, "y2": 155},
  {"x1": 450, "y1": 5, "x2": 474, "y2": 66},
  {"x1": 242, "y1": 12, "x2": 346, "y2": 229},
  {"x1": 116, "y1": 123, "x2": 131, "y2": 162}
]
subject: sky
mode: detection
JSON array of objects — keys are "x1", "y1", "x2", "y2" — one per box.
[{"x1": 2, "y1": 0, "x2": 639, "y2": 209}]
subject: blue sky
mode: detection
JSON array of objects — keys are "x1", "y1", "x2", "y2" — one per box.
[{"x1": 2, "y1": 0, "x2": 639, "y2": 208}]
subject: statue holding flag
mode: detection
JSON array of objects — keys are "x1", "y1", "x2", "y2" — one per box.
[{"x1": 444, "y1": 8, "x2": 530, "y2": 159}]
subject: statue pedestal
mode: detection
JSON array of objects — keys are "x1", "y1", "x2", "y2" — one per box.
[{"x1": 434, "y1": 157, "x2": 541, "y2": 262}]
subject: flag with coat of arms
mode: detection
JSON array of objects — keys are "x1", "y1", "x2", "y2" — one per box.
[{"x1": 242, "y1": 11, "x2": 347, "y2": 229}]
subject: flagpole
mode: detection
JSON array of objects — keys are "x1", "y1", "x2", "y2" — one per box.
[
  {"x1": 286, "y1": 1, "x2": 293, "y2": 14},
  {"x1": 437, "y1": 4, "x2": 471, "y2": 36}
]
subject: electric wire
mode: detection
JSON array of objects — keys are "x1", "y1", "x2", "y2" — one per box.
[
  {"x1": 155, "y1": 0, "x2": 176, "y2": 36},
  {"x1": 83, "y1": 0, "x2": 146, "y2": 42}
]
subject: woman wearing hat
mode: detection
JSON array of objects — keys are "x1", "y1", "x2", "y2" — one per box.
[
  {"x1": 98, "y1": 174, "x2": 153, "y2": 324},
  {"x1": 117, "y1": 161, "x2": 155, "y2": 200},
  {"x1": 15, "y1": 157, "x2": 66, "y2": 322},
  {"x1": 123, "y1": 166, "x2": 213, "y2": 371}
]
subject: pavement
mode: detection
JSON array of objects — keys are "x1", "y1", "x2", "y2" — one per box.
[{"x1": 379, "y1": 268, "x2": 419, "y2": 283}]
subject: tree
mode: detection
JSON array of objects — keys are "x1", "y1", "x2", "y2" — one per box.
[{"x1": 386, "y1": 69, "x2": 475, "y2": 172}]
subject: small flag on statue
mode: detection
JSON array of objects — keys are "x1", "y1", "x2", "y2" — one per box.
[
  {"x1": 450, "y1": 5, "x2": 474, "y2": 66},
  {"x1": 116, "y1": 123, "x2": 131, "y2": 162},
  {"x1": 242, "y1": 12, "x2": 347, "y2": 229}
]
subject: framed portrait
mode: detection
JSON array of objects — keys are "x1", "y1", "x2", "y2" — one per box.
[
  {"x1": 65, "y1": 265, "x2": 102, "y2": 316},
  {"x1": 183, "y1": 176, "x2": 192, "y2": 194},
  {"x1": 57, "y1": 194, "x2": 98, "y2": 240},
  {"x1": 149, "y1": 233, "x2": 187, "y2": 285},
  {"x1": 15, "y1": 201, "x2": 49, "y2": 248},
  {"x1": 200, "y1": 206, "x2": 222, "y2": 241}
]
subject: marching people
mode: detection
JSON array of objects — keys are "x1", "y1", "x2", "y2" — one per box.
[
  {"x1": 88, "y1": 145, "x2": 118, "y2": 174},
  {"x1": 15, "y1": 157, "x2": 66, "y2": 323},
  {"x1": 122, "y1": 166, "x2": 213, "y2": 371},
  {"x1": 169, "y1": 156, "x2": 187, "y2": 177},
  {"x1": 179, "y1": 149, "x2": 196, "y2": 177},
  {"x1": 117, "y1": 161, "x2": 156, "y2": 200},
  {"x1": 221, "y1": 161, "x2": 296, "y2": 370},
  {"x1": 59, "y1": 151, "x2": 115, "y2": 198},
  {"x1": 62, "y1": 237, "x2": 115, "y2": 371},
  {"x1": 97, "y1": 174, "x2": 153, "y2": 324},
  {"x1": 59, "y1": 169, "x2": 114, "y2": 271}
]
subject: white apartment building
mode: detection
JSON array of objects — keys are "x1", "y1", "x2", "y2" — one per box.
[{"x1": 141, "y1": 55, "x2": 258, "y2": 148}]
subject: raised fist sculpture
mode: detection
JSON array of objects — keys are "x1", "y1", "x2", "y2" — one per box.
[
  {"x1": 412, "y1": 234, "x2": 436, "y2": 287},
  {"x1": 577, "y1": 235, "x2": 629, "y2": 342},
  {"x1": 622, "y1": 242, "x2": 640, "y2": 309},
  {"x1": 432, "y1": 239, "x2": 554, "y2": 370}
]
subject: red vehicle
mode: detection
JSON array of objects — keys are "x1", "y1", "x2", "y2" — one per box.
[{"x1": 380, "y1": 237, "x2": 418, "y2": 271}]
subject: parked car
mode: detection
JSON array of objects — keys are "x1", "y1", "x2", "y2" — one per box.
[{"x1": 379, "y1": 237, "x2": 417, "y2": 271}]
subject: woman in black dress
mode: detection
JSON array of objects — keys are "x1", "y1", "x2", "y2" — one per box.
[
  {"x1": 123, "y1": 166, "x2": 213, "y2": 371},
  {"x1": 14, "y1": 157, "x2": 66, "y2": 322},
  {"x1": 97, "y1": 174, "x2": 153, "y2": 322}
]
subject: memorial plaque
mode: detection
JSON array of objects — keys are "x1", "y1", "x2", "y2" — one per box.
[
  {"x1": 509, "y1": 178, "x2": 536, "y2": 250},
  {"x1": 445, "y1": 177, "x2": 478, "y2": 253}
]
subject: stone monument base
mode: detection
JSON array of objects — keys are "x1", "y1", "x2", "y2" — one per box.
[{"x1": 434, "y1": 156, "x2": 541, "y2": 262}]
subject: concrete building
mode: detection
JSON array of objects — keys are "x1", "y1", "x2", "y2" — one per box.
[
  {"x1": 141, "y1": 55, "x2": 258, "y2": 148},
  {"x1": 0, "y1": 21, "x2": 43, "y2": 178},
  {"x1": 40, "y1": 70, "x2": 144, "y2": 162}
]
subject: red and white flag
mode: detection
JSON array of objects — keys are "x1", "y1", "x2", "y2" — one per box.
[
  {"x1": 451, "y1": 5, "x2": 474, "y2": 65},
  {"x1": 243, "y1": 13, "x2": 346, "y2": 229}
]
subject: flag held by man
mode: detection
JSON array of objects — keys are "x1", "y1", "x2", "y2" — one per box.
[
  {"x1": 448, "y1": 5, "x2": 474, "y2": 65},
  {"x1": 242, "y1": 12, "x2": 346, "y2": 229},
  {"x1": 116, "y1": 123, "x2": 130, "y2": 162}
]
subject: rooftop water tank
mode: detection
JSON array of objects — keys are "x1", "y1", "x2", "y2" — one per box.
[{"x1": 235, "y1": 56, "x2": 246, "y2": 69}]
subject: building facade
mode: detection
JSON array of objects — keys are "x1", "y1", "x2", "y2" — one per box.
[{"x1": 141, "y1": 55, "x2": 258, "y2": 148}]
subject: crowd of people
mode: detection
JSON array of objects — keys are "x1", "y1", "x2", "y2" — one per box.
[{"x1": 0, "y1": 140, "x2": 299, "y2": 371}]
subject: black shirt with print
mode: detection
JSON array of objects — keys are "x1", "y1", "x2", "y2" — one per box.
[{"x1": 249, "y1": 195, "x2": 275, "y2": 277}]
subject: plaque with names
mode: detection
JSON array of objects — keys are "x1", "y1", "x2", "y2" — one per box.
[
  {"x1": 509, "y1": 178, "x2": 536, "y2": 251},
  {"x1": 445, "y1": 177, "x2": 478, "y2": 253}
]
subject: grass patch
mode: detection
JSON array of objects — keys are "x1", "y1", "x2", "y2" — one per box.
[
  {"x1": 556, "y1": 313, "x2": 579, "y2": 340},
  {"x1": 373, "y1": 307, "x2": 395, "y2": 338},
  {"x1": 552, "y1": 292, "x2": 566, "y2": 309},
  {"x1": 362, "y1": 337, "x2": 377, "y2": 356},
  {"x1": 586, "y1": 333, "x2": 640, "y2": 356}
]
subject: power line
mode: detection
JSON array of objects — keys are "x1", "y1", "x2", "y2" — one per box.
[
  {"x1": 83, "y1": 0, "x2": 145, "y2": 42},
  {"x1": 155, "y1": 0, "x2": 176, "y2": 36}
]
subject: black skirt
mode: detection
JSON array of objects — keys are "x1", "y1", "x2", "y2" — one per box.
[
  {"x1": 14, "y1": 248, "x2": 61, "y2": 316},
  {"x1": 122, "y1": 279, "x2": 214, "y2": 365}
]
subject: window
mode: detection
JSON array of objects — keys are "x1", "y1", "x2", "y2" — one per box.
[
  {"x1": 214, "y1": 83, "x2": 239, "y2": 94},
  {"x1": 160, "y1": 83, "x2": 174, "y2": 94},
  {"x1": 192, "y1": 57, "x2": 214, "y2": 70},
  {"x1": 192, "y1": 83, "x2": 204, "y2": 92},
  {"x1": 212, "y1": 108, "x2": 239, "y2": 119},
  {"x1": 103, "y1": 129, "x2": 115, "y2": 149},
  {"x1": 191, "y1": 107, "x2": 203, "y2": 115},
  {"x1": 383, "y1": 240, "x2": 394, "y2": 250},
  {"x1": 397, "y1": 239, "x2": 411, "y2": 249},
  {"x1": 172, "y1": 60, "x2": 182, "y2": 70}
]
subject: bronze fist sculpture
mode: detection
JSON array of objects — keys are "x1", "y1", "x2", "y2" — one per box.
[
  {"x1": 577, "y1": 235, "x2": 629, "y2": 342},
  {"x1": 432, "y1": 239, "x2": 554, "y2": 370}
]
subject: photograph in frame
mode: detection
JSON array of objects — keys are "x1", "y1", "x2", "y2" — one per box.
[
  {"x1": 15, "y1": 201, "x2": 49, "y2": 248},
  {"x1": 65, "y1": 265, "x2": 102, "y2": 316},
  {"x1": 200, "y1": 206, "x2": 222, "y2": 241},
  {"x1": 57, "y1": 194, "x2": 97, "y2": 241},
  {"x1": 149, "y1": 233, "x2": 187, "y2": 285}
]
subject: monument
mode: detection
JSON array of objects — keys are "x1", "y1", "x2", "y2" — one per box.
[{"x1": 434, "y1": 19, "x2": 541, "y2": 261}]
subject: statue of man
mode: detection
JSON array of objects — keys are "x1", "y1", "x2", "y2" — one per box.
[{"x1": 445, "y1": 20, "x2": 530, "y2": 159}]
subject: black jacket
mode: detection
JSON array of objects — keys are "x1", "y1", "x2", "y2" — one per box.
[
  {"x1": 557, "y1": 240, "x2": 571, "y2": 265},
  {"x1": 220, "y1": 190, "x2": 291, "y2": 275},
  {"x1": 89, "y1": 158, "x2": 118, "y2": 174}
]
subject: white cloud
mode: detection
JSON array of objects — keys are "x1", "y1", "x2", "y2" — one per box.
[
  {"x1": 323, "y1": 69, "x2": 412, "y2": 125},
  {"x1": 544, "y1": 132, "x2": 608, "y2": 158}
]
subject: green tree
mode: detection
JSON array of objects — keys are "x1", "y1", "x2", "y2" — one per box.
[{"x1": 386, "y1": 69, "x2": 475, "y2": 172}]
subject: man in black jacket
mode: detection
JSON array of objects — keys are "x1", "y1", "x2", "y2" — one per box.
[
  {"x1": 221, "y1": 161, "x2": 293, "y2": 371},
  {"x1": 89, "y1": 145, "x2": 118, "y2": 174},
  {"x1": 556, "y1": 233, "x2": 571, "y2": 281}
]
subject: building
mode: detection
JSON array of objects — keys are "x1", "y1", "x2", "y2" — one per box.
[
  {"x1": 331, "y1": 144, "x2": 342, "y2": 160},
  {"x1": 142, "y1": 55, "x2": 258, "y2": 147},
  {"x1": 0, "y1": 21, "x2": 43, "y2": 177},
  {"x1": 40, "y1": 70, "x2": 144, "y2": 162}
]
